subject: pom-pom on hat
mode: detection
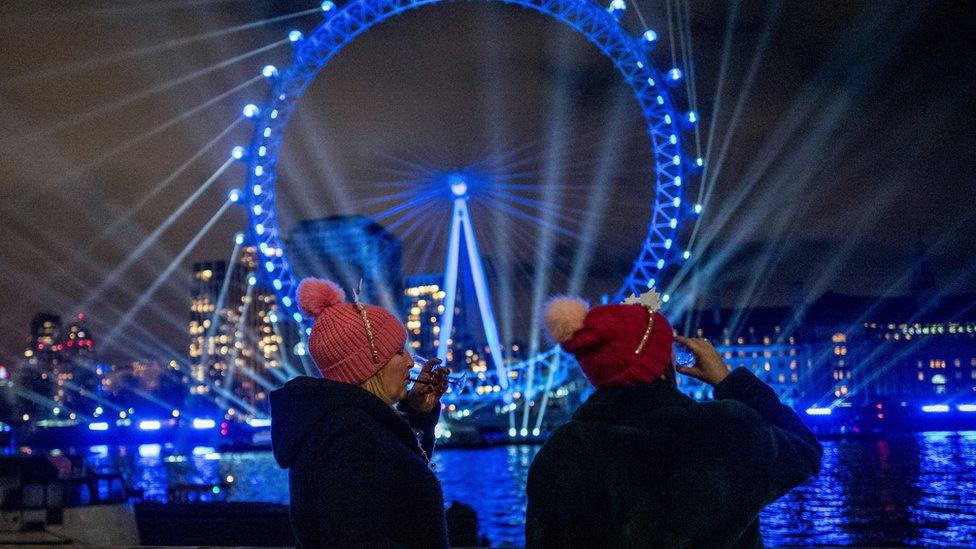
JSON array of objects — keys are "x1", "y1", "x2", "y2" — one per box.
[
  {"x1": 297, "y1": 278, "x2": 406, "y2": 384},
  {"x1": 297, "y1": 278, "x2": 345, "y2": 316},
  {"x1": 544, "y1": 290, "x2": 674, "y2": 388}
]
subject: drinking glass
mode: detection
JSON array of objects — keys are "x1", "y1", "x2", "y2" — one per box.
[
  {"x1": 673, "y1": 342, "x2": 696, "y2": 367},
  {"x1": 408, "y1": 355, "x2": 468, "y2": 393}
]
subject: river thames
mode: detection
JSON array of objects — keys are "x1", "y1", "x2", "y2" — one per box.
[{"x1": 88, "y1": 431, "x2": 976, "y2": 547}]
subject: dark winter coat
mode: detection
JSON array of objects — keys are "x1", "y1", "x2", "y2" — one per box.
[
  {"x1": 270, "y1": 376, "x2": 448, "y2": 549},
  {"x1": 526, "y1": 368, "x2": 823, "y2": 549}
]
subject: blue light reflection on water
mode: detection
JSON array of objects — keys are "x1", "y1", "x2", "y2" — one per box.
[
  {"x1": 761, "y1": 438, "x2": 854, "y2": 546},
  {"x1": 433, "y1": 446, "x2": 537, "y2": 546},
  {"x1": 87, "y1": 445, "x2": 230, "y2": 502},
  {"x1": 86, "y1": 432, "x2": 976, "y2": 547},
  {"x1": 912, "y1": 431, "x2": 976, "y2": 547}
]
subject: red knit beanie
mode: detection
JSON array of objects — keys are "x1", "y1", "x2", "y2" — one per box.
[
  {"x1": 297, "y1": 278, "x2": 407, "y2": 384},
  {"x1": 544, "y1": 295, "x2": 674, "y2": 388}
]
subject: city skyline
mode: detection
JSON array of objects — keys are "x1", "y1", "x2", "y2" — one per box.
[
  {"x1": 0, "y1": 1, "x2": 973, "y2": 362},
  {"x1": 5, "y1": 255, "x2": 974, "y2": 425},
  {"x1": 2, "y1": 211, "x2": 973, "y2": 368},
  {"x1": 1, "y1": 3, "x2": 975, "y2": 546},
  {"x1": 1, "y1": 199, "x2": 973, "y2": 445}
]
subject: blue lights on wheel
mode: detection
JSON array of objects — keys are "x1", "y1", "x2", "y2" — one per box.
[{"x1": 235, "y1": 0, "x2": 698, "y2": 329}]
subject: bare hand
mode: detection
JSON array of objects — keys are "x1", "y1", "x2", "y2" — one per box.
[
  {"x1": 674, "y1": 336, "x2": 730, "y2": 386},
  {"x1": 407, "y1": 358, "x2": 449, "y2": 413}
]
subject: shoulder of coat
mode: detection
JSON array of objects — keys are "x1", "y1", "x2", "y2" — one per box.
[
  {"x1": 691, "y1": 399, "x2": 768, "y2": 443},
  {"x1": 314, "y1": 407, "x2": 386, "y2": 444}
]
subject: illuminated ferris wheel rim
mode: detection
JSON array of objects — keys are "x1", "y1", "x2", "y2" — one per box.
[{"x1": 236, "y1": 0, "x2": 696, "y2": 334}]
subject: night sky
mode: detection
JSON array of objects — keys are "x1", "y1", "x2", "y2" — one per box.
[{"x1": 0, "y1": 0, "x2": 973, "y2": 362}]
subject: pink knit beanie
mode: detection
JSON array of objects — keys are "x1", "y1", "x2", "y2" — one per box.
[{"x1": 296, "y1": 278, "x2": 407, "y2": 384}]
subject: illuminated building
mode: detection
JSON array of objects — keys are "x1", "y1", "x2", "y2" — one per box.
[
  {"x1": 13, "y1": 313, "x2": 100, "y2": 420},
  {"x1": 403, "y1": 272, "x2": 530, "y2": 402},
  {"x1": 403, "y1": 272, "x2": 506, "y2": 374},
  {"x1": 869, "y1": 321, "x2": 976, "y2": 400},
  {"x1": 63, "y1": 313, "x2": 94, "y2": 357},
  {"x1": 17, "y1": 314, "x2": 64, "y2": 418},
  {"x1": 682, "y1": 305, "x2": 812, "y2": 408},
  {"x1": 403, "y1": 274, "x2": 447, "y2": 358},
  {"x1": 800, "y1": 290, "x2": 976, "y2": 408},
  {"x1": 188, "y1": 246, "x2": 285, "y2": 415}
]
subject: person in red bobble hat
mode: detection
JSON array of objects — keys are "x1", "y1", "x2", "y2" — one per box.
[
  {"x1": 270, "y1": 278, "x2": 451, "y2": 549},
  {"x1": 525, "y1": 290, "x2": 822, "y2": 549}
]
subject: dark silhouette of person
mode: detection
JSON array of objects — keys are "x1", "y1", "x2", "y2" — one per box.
[
  {"x1": 526, "y1": 293, "x2": 822, "y2": 548},
  {"x1": 446, "y1": 500, "x2": 490, "y2": 547},
  {"x1": 271, "y1": 278, "x2": 451, "y2": 548}
]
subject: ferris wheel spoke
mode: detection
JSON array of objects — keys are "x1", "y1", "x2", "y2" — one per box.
[{"x1": 231, "y1": 0, "x2": 699, "y2": 431}]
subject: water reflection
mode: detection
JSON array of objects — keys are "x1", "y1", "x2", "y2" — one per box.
[
  {"x1": 912, "y1": 432, "x2": 976, "y2": 547},
  {"x1": 431, "y1": 446, "x2": 537, "y2": 546},
  {"x1": 762, "y1": 440, "x2": 854, "y2": 546},
  {"x1": 84, "y1": 432, "x2": 976, "y2": 547},
  {"x1": 88, "y1": 444, "x2": 227, "y2": 502}
]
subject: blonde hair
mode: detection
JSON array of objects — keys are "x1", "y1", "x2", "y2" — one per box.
[{"x1": 360, "y1": 372, "x2": 396, "y2": 406}]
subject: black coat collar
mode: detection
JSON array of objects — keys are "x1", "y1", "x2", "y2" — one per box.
[
  {"x1": 338, "y1": 382, "x2": 422, "y2": 451},
  {"x1": 271, "y1": 376, "x2": 425, "y2": 463},
  {"x1": 572, "y1": 380, "x2": 695, "y2": 423}
]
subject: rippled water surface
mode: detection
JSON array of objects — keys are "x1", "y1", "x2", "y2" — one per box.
[{"x1": 89, "y1": 432, "x2": 976, "y2": 547}]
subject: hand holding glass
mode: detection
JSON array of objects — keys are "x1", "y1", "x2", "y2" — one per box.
[
  {"x1": 408, "y1": 356, "x2": 468, "y2": 394},
  {"x1": 673, "y1": 341, "x2": 696, "y2": 367}
]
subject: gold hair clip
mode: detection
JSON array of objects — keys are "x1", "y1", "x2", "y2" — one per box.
[
  {"x1": 353, "y1": 280, "x2": 380, "y2": 364},
  {"x1": 634, "y1": 313, "x2": 655, "y2": 354},
  {"x1": 624, "y1": 289, "x2": 662, "y2": 354}
]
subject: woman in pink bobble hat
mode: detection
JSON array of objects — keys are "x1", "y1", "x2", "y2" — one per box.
[{"x1": 270, "y1": 278, "x2": 451, "y2": 549}]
